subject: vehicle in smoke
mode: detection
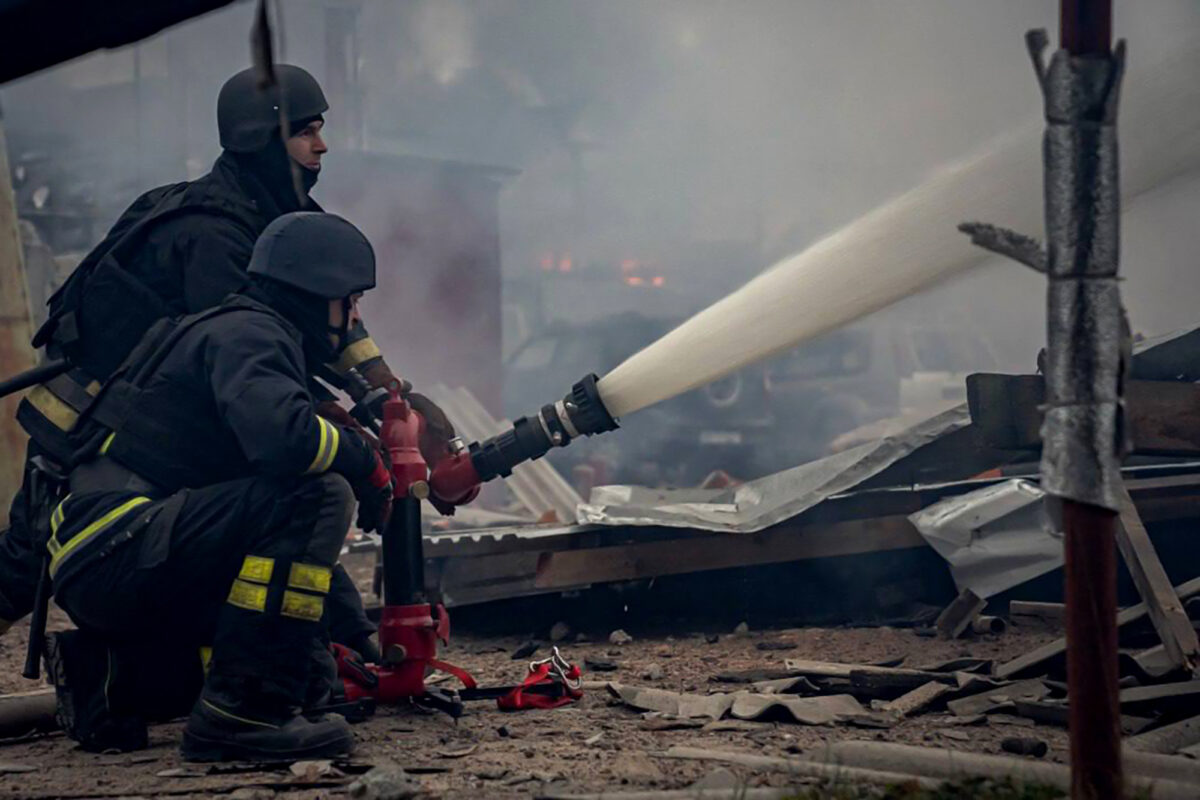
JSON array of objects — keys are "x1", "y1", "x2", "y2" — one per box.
[{"x1": 504, "y1": 312, "x2": 996, "y2": 486}]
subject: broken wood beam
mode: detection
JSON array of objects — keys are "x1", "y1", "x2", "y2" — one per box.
[
  {"x1": 1118, "y1": 680, "x2": 1200, "y2": 715},
  {"x1": 935, "y1": 588, "x2": 986, "y2": 639},
  {"x1": 994, "y1": 575, "x2": 1200, "y2": 679},
  {"x1": 879, "y1": 681, "x2": 950, "y2": 717},
  {"x1": 1116, "y1": 483, "x2": 1200, "y2": 675},
  {"x1": 967, "y1": 373, "x2": 1200, "y2": 455}
]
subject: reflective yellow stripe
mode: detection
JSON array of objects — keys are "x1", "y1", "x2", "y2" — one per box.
[
  {"x1": 288, "y1": 563, "x2": 332, "y2": 593},
  {"x1": 304, "y1": 418, "x2": 339, "y2": 474},
  {"x1": 48, "y1": 497, "x2": 151, "y2": 577},
  {"x1": 27, "y1": 385, "x2": 79, "y2": 431},
  {"x1": 202, "y1": 699, "x2": 279, "y2": 729},
  {"x1": 319, "y1": 421, "x2": 339, "y2": 472},
  {"x1": 226, "y1": 579, "x2": 268, "y2": 612},
  {"x1": 49, "y1": 494, "x2": 71, "y2": 538},
  {"x1": 238, "y1": 556, "x2": 275, "y2": 584},
  {"x1": 199, "y1": 647, "x2": 212, "y2": 674},
  {"x1": 332, "y1": 337, "x2": 382, "y2": 374},
  {"x1": 280, "y1": 590, "x2": 324, "y2": 621},
  {"x1": 99, "y1": 432, "x2": 116, "y2": 455}
]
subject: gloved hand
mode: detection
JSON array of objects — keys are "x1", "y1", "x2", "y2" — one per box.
[
  {"x1": 353, "y1": 451, "x2": 393, "y2": 533},
  {"x1": 331, "y1": 642, "x2": 378, "y2": 690},
  {"x1": 406, "y1": 392, "x2": 457, "y2": 469},
  {"x1": 344, "y1": 633, "x2": 381, "y2": 664},
  {"x1": 316, "y1": 399, "x2": 381, "y2": 453}
]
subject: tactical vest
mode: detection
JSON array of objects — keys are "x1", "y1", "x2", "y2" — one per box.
[
  {"x1": 18, "y1": 181, "x2": 261, "y2": 466},
  {"x1": 72, "y1": 300, "x2": 280, "y2": 494}
]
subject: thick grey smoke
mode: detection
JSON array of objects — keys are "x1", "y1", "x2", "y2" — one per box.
[{"x1": 4, "y1": 1, "x2": 1199, "y2": 480}]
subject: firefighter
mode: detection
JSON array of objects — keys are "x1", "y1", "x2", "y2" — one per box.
[
  {"x1": 49, "y1": 213, "x2": 388, "y2": 761},
  {"x1": 0, "y1": 64, "x2": 454, "y2": 645}
]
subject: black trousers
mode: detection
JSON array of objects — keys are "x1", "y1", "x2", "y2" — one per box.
[{"x1": 56, "y1": 473, "x2": 358, "y2": 719}]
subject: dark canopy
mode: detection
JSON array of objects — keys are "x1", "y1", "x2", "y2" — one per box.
[{"x1": 0, "y1": 0, "x2": 235, "y2": 84}]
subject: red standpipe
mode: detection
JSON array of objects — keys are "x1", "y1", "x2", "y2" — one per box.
[{"x1": 341, "y1": 389, "x2": 478, "y2": 706}]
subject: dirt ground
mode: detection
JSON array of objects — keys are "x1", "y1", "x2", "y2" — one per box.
[{"x1": 0, "y1": 560, "x2": 1068, "y2": 800}]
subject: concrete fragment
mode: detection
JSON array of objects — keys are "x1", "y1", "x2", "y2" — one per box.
[
  {"x1": 609, "y1": 629, "x2": 633, "y2": 645},
  {"x1": 348, "y1": 766, "x2": 423, "y2": 800}
]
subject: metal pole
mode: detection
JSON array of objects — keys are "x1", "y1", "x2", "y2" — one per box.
[{"x1": 1046, "y1": 2, "x2": 1124, "y2": 798}]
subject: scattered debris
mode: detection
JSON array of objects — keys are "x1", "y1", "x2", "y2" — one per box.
[
  {"x1": 1000, "y1": 737, "x2": 1048, "y2": 757},
  {"x1": 640, "y1": 715, "x2": 705, "y2": 732},
  {"x1": 732, "y1": 622, "x2": 750, "y2": 637},
  {"x1": 348, "y1": 766, "x2": 423, "y2": 800},
  {"x1": 704, "y1": 633, "x2": 720, "y2": 644},
  {"x1": 0, "y1": 762, "x2": 35, "y2": 774},
  {"x1": 549, "y1": 622, "x2": 572, "y2": 642},
  {"x1": 689, "y1": 767, "x2": 741, "y2": 790},
  {"x1": 607, "y1": 682, "x2": 873, "y2": 726},
  {"x1": 437, "y1": 743, "x2": 479, "y2": 759},
  {"x1": 583, "y1": 732, "x2": 603, "y2": 745},
  {"x1": 290, "y1": 760, "x2": 339, "y2": 780},
  {"x1": 511, "y1": 640, "x2": 541, "y2": 660},
  {"x1": 640, "y1": 664, "x2": 664, "y2": 681},
  {"x1": 474, "y1": 767, "x2": 509, "y2": 780},
  {"x1": 945, "y1": 679, "x2": 1049, "y2": 716},
  {"x1": 935, "y1": 588, "x2": 987, "y2": 640},
  {"x1": 754, "y1": 640, "x2": 796, "y2": 652},
  {"x1": 155, "y1": 767, "x2": 206, "y2": 778},
  {"x1": 609, "y1": 629, "x2": 633, "y2": 645},
  {"x1": 584, "y1": 656, "x2": 619, "y2": 672}
]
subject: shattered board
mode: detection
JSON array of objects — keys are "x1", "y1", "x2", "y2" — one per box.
[{"x1": 578, "y1": 405, "x2": 970, "y2": 533}]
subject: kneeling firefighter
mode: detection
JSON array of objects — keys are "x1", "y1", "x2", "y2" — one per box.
[
  {"x1": 0, "y1": 63, "x2": 456, "y2": 648},
  {"x1": 47, "y1": 213, "x2": 390, "y2": 761}
]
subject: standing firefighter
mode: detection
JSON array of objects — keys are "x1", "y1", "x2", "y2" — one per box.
[
  {"x1": 50, "y1": 213, "x2": 390, "y2": 761},
  {"x1": 0, "y1": 64, "x2": 454, "y2": 643}
]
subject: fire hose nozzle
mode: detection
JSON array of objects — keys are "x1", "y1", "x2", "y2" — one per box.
[{"x1": 428, "y1": 373, "x2": 618, "y2": 503}]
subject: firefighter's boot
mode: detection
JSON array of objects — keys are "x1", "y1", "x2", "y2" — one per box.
[
  {"x1": 44, "y1": 630, "x2": 148, "y2": 753},
  {"x1": 181, "y1": 687, "x2": 353, "y2": 762}
]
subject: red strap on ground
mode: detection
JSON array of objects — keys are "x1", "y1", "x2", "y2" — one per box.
[
  {"x1": 428, "y1": 658, "x2": 478, "y2": 690},
  {"x1": 496, "y1": 663, "x2": 583, "y2": 711}
]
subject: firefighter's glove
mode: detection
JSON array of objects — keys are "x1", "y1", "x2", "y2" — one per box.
[
  {"x1": 344, "y1": 633, "x2": 381, "y2": 665},
  {"x1": 317, "y1": 400, "x2": 382, "y2": 454},
  {"x1": 353, "y1": 452, "x2": 393, "y2": 533},
  {"x1": 406, "y1": 392, "x2": 457, "y2": 469},
  {"x1": 331, "y1": 643, "x2": 378, "y2": 690}
]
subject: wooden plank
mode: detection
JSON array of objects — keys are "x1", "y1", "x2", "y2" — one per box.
[
  {"x1": 994, "y1": 576, "x2": 1200, "y2": 680},
  {"x1": 535, "y1": 515, "x2": 926, "y2": 590},
  {"x1": 1118, "y1": 680, "x2": 1200, "y2": 712},
  {"x1": 967, "y1": 373, "x2": 1200, "y2": 455},
  {"x1": 935, "y1": 588, "x2": 986, "y2": 639},
  {"x1": 1115, "y1": 483, "x2": 1200, "y2": 675},
  {"x1": 880, "y1": 681, "x2": 950, "y2": 717}
]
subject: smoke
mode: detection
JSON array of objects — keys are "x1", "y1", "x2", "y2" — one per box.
[{"x1": 3, "y1": 1, "x2": 1200, "y2": 479}]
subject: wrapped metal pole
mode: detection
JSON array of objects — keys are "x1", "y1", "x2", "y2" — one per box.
[
  {"x1": 1043, "y1": 2, "x2": 1126, "y2": 798},
  {"x1": 961, "y1": 3, "x2": 1125, "y2": 796}
]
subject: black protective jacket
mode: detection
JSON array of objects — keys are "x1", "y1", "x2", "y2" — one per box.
[
  {"x1": 51, "y1": 295, "x2": 376, "y2": 637},
  {"x1": 3, "y1": 153, "x2": 334, "y2": 624}
]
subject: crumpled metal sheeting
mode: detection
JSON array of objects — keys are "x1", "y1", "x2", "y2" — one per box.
[
  {"x1": 577, "y1": 405, "x2": 970, "y2": 534},
  {"x1": 1038, "y1": 45, "x2": 1129, "y2": 512},
  {"x1": 909, "y1": 479, "x2": 1062, "y2": 600}
]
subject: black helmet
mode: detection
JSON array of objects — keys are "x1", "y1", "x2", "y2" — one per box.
[
  {"x1": 248, "y1": 212, "x2": 375, "y2": 299},
  {"x1": 218, "y1": 65, "x2": 328, "y2": 153}
]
